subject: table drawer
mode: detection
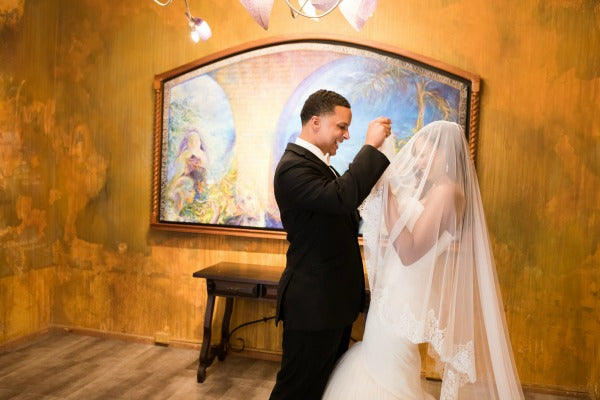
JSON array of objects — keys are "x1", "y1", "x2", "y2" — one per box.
[
  {"x1": 261, "y1": 284, "x2": 278, "y2": 300},
  {"x1": 210, "y1": 280, "x2": 260, "y2": 297}
]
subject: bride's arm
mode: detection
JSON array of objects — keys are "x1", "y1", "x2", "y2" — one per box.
[{"x1": 392, "y1": 184, "x2": 457, "y2": 265}]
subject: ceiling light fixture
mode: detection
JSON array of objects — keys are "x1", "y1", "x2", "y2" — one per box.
[
  {"x1": 238, "y1": 0, "x2": 378, "y2": 31},
  {"x1": 153, "y1": 0, "x2": 212, "y2": 42}
]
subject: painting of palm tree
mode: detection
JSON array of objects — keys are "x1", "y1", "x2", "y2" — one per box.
[{"x1": 345, "y1": 62, "x2": 456, "y2": 135}]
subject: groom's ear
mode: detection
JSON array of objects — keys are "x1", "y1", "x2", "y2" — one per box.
[
  {"x1": 309, "y1": 115, "x2": 323, "y2": 133},
  {"x1": 310, "y1": 115, "x2": 320, "y2": 131}
]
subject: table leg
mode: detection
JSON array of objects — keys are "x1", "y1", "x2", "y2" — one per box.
[
  {"x1": 197, "y1": 291, "x2": 216, "y2": 383},
  {"x1": 217, "y1": 297, "x2": 234, "y2": 361}
]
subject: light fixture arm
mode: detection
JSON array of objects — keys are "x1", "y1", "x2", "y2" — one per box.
[
  {"x1": 152, "y1": 0, "x2": 198, "y2": 26},
  {"x1": 283, "y1": 0, "x2": 342, "y2": 19},
  {"x1": 153, "y1": 0, "x2": 174, "y2": 6},
  {"x1": 183, "y1": 0, "x2": 194, "y2": 20}
]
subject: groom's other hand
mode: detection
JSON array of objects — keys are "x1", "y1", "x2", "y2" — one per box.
[{"x1": 365, "y1": 116, "x2": 392, "y2": 148}]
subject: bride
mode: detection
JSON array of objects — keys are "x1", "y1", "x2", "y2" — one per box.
[{"x1": 322, "y1": 121, "x2": 524, "y2": 399}]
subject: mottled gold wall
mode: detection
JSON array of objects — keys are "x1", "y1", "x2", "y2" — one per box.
[
  {"x1": 0, "y1": 0, "x2": 57, "y2": 343},
  {"x1": 1, "y1": 0, "x2": 598, "y2": 396}
]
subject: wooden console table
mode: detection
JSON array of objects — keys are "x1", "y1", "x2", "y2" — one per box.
[{"x1": 192, "y1": 261, "x2": 283, "y2": 383}]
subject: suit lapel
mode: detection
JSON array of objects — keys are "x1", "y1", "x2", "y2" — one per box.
[
  {"x1": 285, "y1": 143, "x2": 336, "y2": 178},
  {"x1": 285, "y1": 143, "x2": 360, "y2": 232}
]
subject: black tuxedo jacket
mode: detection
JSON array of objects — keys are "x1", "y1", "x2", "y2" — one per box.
[{"x1": 273, "y1": 143, "x2": 389, "y2": 331}]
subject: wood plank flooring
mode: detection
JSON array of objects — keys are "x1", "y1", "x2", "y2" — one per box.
[{"x1": 0, "y1": 331, "x2": 587, "y2": 399}]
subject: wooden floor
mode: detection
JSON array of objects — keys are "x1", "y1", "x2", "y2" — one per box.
[{"x1": 0, "y1": 331, "x2": 584, "y2": 400}]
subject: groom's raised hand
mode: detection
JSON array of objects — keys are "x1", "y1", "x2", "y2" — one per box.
[{"x1": 365, "y1": 116, "x2": 392, "y2": 149}]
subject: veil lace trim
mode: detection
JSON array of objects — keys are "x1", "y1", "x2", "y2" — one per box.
[
  {"x1": 359, "y1": 184, "x2": 383, "y2": 289},
  {"x1": 373, "y1": 302, "x2": 476, "y2": 400}
]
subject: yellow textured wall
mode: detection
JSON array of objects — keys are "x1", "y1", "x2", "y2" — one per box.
[
  {"x1": 0, "y1": 0, "x2": 598, "y2": 396},
  {"x1": 0, "y1": 0, "x2": 57, "y2": 343}
]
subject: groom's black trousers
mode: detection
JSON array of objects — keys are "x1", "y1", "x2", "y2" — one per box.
[{"x1": 269, "y1": 324, "x2": 352, "y2": 400}]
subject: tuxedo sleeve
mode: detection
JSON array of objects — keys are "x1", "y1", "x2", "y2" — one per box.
[{"x1": 275, "y1": 145, "x2": 389, "y2": 215}]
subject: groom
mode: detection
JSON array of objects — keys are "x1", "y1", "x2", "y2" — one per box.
[{"x1": 270, "y1": 89, "x2": 391, "y2": 399}]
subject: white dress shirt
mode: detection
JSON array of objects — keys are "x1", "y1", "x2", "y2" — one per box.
[
  {"x1": 295, "y1": 137, "x2": 331, "y2": 165},
  {"x1": 295, "y1": 137, "x2": 338, "y2": 177}
]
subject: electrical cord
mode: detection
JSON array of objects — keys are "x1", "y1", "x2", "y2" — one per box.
[{"x1": 225, "y1": 315, "x2": 276, "y2": 353}]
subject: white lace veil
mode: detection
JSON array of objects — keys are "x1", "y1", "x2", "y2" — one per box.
[{"x1": 361, "y1": 121, "x2": 524, "y2": 399}]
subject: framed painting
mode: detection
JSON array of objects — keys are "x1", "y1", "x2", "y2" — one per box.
[{"x1": 151, "y1": 35, "x2": 480, "y2": 239}]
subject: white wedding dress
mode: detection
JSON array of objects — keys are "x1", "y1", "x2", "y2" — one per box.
[
  {"x1": 323, "y1": 121, "x2": 524, "y2": 400},
  {"x1": 323, "y1": 201, "x2": 446, "y2": 400}
]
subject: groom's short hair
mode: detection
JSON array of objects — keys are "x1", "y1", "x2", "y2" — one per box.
[{"x1": 300, "y1": 89, "x2": 351, "y2": 126}]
